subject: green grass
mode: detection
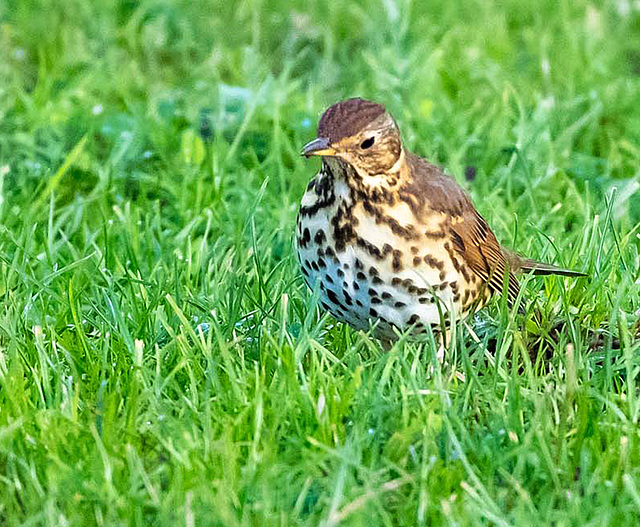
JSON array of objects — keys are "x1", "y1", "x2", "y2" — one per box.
[{"x1": 0, "y1": 0, "x2": 639, "y2": 524}]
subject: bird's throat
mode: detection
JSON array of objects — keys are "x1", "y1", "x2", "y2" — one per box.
[{"x1": 322, "y1": 154, "x2": 408, "y2": 206}]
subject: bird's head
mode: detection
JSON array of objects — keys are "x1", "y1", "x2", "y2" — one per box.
[{"x1": 302, "y1": 98, "x2": 405, "y2": 194}]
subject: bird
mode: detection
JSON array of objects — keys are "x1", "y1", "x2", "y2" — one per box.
[{"x1": 295, "y1": 98, "x2": 585, "y2": 344}]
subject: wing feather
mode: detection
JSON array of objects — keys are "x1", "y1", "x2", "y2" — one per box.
[
  {"x1": 402, "y1": 154, "x2": 520, "y2": 305},
  {"x1": 450, "y1": 209, "x2": 520, "y2": 305}
]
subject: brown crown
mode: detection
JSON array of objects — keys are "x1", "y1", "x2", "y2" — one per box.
[{"x1": 317, "y1": 98, "x2": 386, "y2": 143}]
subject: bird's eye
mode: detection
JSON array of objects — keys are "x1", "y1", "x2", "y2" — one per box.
[{"x1": 360, "y1": 137, "x2": 375, "y2": 149}]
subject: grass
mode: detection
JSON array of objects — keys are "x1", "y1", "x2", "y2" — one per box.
[{"x1": 0, "y1": 0, "x2": 639, "y2": 524}]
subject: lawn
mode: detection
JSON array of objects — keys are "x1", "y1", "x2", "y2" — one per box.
[{"x1": 0, "y1": 0, "x2": 639, "y2": 524}]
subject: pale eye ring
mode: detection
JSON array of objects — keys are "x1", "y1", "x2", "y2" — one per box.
[{"x1": 360, "y1": 137, "x2": 375, "y2": 149}]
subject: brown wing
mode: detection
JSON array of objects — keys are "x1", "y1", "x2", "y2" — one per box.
[
  {"x1": 449, "y1": 207, "x2": 520, "y2": 305},
  {"x1": 402, "y1": 153, "x2": 520, "y2": 305}
]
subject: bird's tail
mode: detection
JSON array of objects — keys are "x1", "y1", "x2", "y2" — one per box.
[
  {"x1": 502, "y1": 249, "x2": 587, "y2": 277},
  {"x1": 517, "y1": 258, "x2": 587, "y2": 277}
]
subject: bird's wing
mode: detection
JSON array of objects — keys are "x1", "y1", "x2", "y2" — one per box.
[
  {"x1": 402, "y1": 154, "x2": 520, "y2": 305},
  {"x1": 449, "y1": 207, "x2": 520, "y2": 305}
]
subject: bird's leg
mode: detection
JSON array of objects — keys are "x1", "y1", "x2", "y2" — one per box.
[
  {"x1": 436, "y1": 327, "x2": 451, "y2": 362},
  {"x1": 434, "y1": 327, "x2": 466, "y2": 382},
  {"x1": 425, "y1": 329, "x2": 446, "y2": 379}
]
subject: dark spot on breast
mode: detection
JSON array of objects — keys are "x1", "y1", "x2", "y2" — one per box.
[
  {"x1": 439, "y1": 282, "x2": 448, "y2": 291},
  {"x1": 369, "y1": 266, "x2": 379, "y2": 277},
  {"x1": 463, "y1": 290, "x2": 470, "y2": 304},
  {"x1": 326, "y1": 274, "x2": 334, "y2": 283},
  {"x1": 392, "y1": 250, "x2": 403, "y2": 272},
  {"x1": 453, "y1": 293, "x2": 460, "y2": 303},
  {"x1": 416, "y1": 287, "x2": 428, "y2": 295},
  {"x1": 356, "y1": 299, "x2": 363, "y2": 307},
  {"x1": 424, "y1": 255, "x2": 445, "y2": 270},
  {"x1": 302, "y1": 267, "x2": 309, "y2": 276},
  {"x1": 357, "y1": 271, "x2": 366, "y2": 280},
  {"x1": 355, "y1": 258, "x2": 363, "y2": 270},
  {"x1": 381, "y1": 292, "x2": 392, "y2": 299},
  {"x1": 439, "y1": 271, "x2": 446, "y2": 281},
  {"x1": 325, "y1": 246, "x2": 335, "y2": 258},
  {"x1": 372, "y1": 277, "x2": 384, "y2": 285},
  {"x1": 331, "y1": 203, "x2": 358, "y2": 253},
  {"x1": 371, "y1": 297, "x2": 382, "y2": 304},
  {"x1": 311, "y1": 261, "x2": 319, "y2": 271},
  {"x1": 353, "y1": 281, "x2": 360, "y2": 290},
  {"x1": 408, "y1": 314, "x2": 420, "y2": 324},
  {"x1": 300, "y1": 170, "x2": 336, "y2": 218},
  {"x1": 337, "y1": 269, "x2": 345, "y2": 278},
  {"x1": 368, "y1": 288, "x2": 378, "y2": 297},
  {"x1": 317, "y1": 248, "x2": 324, "y2": 257},
  {"x1": 321, "y1": 300, "x2": 331, "y2": 311},
  {"x1": 424, "y1": 230, "x2": 446, "y2": 240},
  {"x1": 314, "y1": 230, "x2": 326, "y2": 245},
  {"x1": 410, "y1": 246, "x2": 419, "y2": 254},
  {"x1": 418, "y1": 297, "x2": 430, "y2": 304},
  {"x1": 394, "y1": 301, "x2": 406, "y2": 308},
  {"x1": 357, "y1": 237, "x2": 385, "y2": 260},
  {"x1": 344, "y1": 291, "x2": 353, "y2": 305},
  {"x1": 369, "y1": 308, "x2": 378, "y2": 317},
  {"x1": 362, "y1": 201, "x2": 418, "y2": 240},
  {"x1": 303, "y1": 228, "x2": 311, "y2": 243},
  {"x1": 391, "y1": 277, "x2": 402, "y2": 286},
  {"x1": 413, "y1": 257, "x2": 422, "y2": 266}
]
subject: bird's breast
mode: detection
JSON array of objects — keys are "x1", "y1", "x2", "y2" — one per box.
[{"x1": 296, "y1": 175, "x2": 485, "y2": 337}]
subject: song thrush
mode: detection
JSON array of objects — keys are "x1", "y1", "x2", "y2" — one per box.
[{"x1": 296, "y1": 98, "x2": 585, "y2": 342}]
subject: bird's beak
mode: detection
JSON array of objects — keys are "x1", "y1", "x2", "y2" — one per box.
[{"x1": 301, "y1": 137, "x2": 336, "y2": 157}]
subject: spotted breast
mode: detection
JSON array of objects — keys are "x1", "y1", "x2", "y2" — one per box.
[{"x1": 295, "y1": 157, "x2": 484, "y2": 341}]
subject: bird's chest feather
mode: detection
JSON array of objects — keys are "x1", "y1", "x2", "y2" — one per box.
[{"x1": 296, "y1": 169, "x2": 473, "y2": 337}]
